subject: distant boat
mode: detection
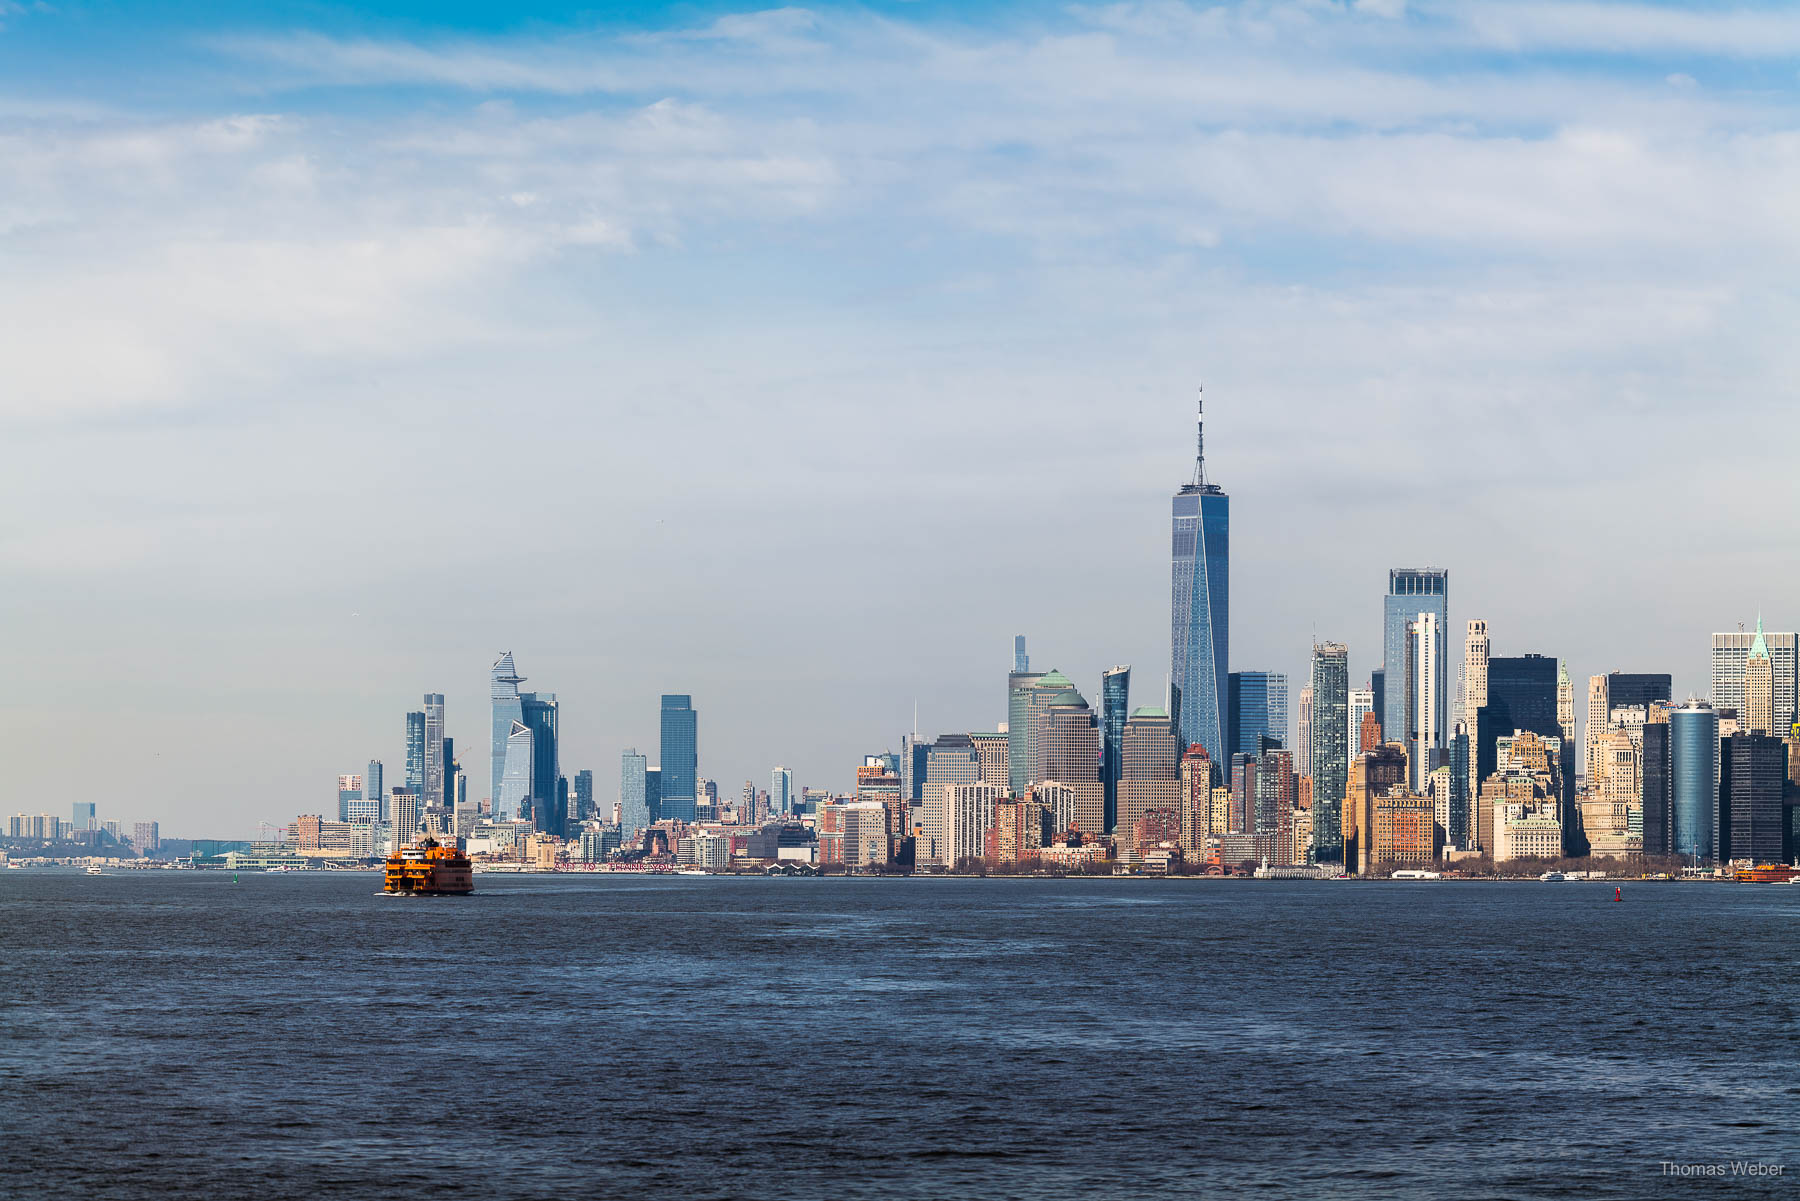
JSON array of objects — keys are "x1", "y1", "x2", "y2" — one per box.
[
  {"x1": 1538, "y1": 871, "x2": 1566, "y2": 882},
  {"x1": 85, "y1": 865, "x2": 104, "y2": 876},
  {"x1": 1390, "y1": 869, "x2": 1443, "y2": 880},
  {"x1": 677, "y1": 869, "x2": 710, "y2": 877}
]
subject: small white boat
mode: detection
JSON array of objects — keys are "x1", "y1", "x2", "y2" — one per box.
[
  {"x1": 1538, "y1": 871, "x2": 1566, "y2": 882},
  {"x1": 85, "y1": 865, "x2": 105, "y2": 876}
]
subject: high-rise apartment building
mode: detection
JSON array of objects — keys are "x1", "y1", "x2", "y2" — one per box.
[
  {"x1": 1347, "y1": 686, "x2": 1373, "y2": 766},
  {"x1": 1383, "y1": 569, "x2": 1447, "y2": 764},
  {"x1": 1406, "y1": 612, "x2": 1443, "y2": 792},
  {"x1": 132, "y1": 821, "x2": 160, "y2": 854},
  {"x1": 337, "y1": 773, "x2": 362, "y2": 822},
  {"x1": 1712, "y1": 624, "x2": 1798, "y2": 736},
  {"x1": 1118, "y1": 707, "x2": 1180, "y2": 861},
  {"x1": 770, "y1": 766, "x2": 794, "y2": 815},
  {"x1": 1100, "y1": 666, "x2": 1131, "y2": 834},
  {"x1": 1669, "y1": 701, "x2": 1719, "y2": 862},
  {"x1": 405, "y1": 709, "x2": 426, "y2": 798},
  {"x1": 366, "y1": 759, "x2": 384, "y2": 820},
  {"x1": 1228, "y1": 671, "x2": 1288, "y2": 759},
  {"x1": 1295, "y1": 685, "x2": 1312, "y2": 780},
  {"x1": 522, "y1": 692, "x2": 561, "y2": 834},
  {"x1": 659, "y1": 695, "x2": 698, "y2": 823},
  {"x1": 620, "y1": 749, "x2": 650, "y2": 833},
  {"x1": 1464, "y1": 620, "x2": 1489, "y2": 771},
  {"x1": 573, "y1": 769, "x2": 594, "y2": 824},
  {"x1": 1310, "y1": 644, "x2": 1349, "y2": 866},
  {"x1": 1171, "y1": 395, "x2": 1228, "y2": 761},
  {"x1": 1343, "y1": 743, "x2": 1408, "y2": 875},
  {"x1": 1178, "y1": 744, "x2": 1213, "y2": 859}
]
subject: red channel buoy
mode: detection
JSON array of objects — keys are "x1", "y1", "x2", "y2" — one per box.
[{"x1": 1614, "y1": 886, "x2": 1622, "y2": 902}]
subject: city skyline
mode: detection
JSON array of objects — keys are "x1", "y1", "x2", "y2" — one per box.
[{"x1": 4, "y1": 1, "x2": 1799, "y2": 836}]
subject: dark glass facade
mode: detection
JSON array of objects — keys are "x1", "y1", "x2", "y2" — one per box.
[
  {"x1": 1382, "y1": 569, "x2": 1447, "y2": 758},
  {"x1": 1721, "y1": 732, "x2": 1785, "y2": 864},
  {"x1": 659, "y1": 695, "x2": 698, "y2": 823},
  {"x1": 1228, "y1": 671, "x2": 1289, "y2": 759},
  {"x1": 1640, "y1": 721, "x2": 1671, "y2": 857},
  {"x1": 1172, "y1": 484, "x2": 1228, "y2": 762},
  {"x1": 1101, "y1": 666, "x2": 1130, "y2": 832}
]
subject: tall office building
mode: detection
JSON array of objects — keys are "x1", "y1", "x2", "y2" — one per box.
[
  {"x1": 1721, "y1": 731, "x2": 1785, "y2": 864},
  {"x1": 1383, "y1": 569, "x2": 1447, "y2": 763},
  {"x1": 405, "y1": 709, "x2": 426, "y2": 798},
  {"x1": 1712, "y1": 624, "x2": 1798, "y2": 735},
  {"x1": 1640, "y1": 708, "x2": 1672, "y2": 857},
  {"x1": 1406, "y1": 613, "x2": 1443, "y2": 791},
  {"x1": 521, "y1": 692, "x2": 561, "y2": 834},
  {"x1": 1744, "y1": 620, "x2": 1775, "y2": 734},
  {"x1": 72, "y1": 802, "x2": 97, "y2": 831},
  {"x1": 1295, "y1": 685, "x2": 1313, "y2": 780},
  {"x1": 1006, "y1": 655, "x2": 1047, "y2": 796},
  {"x1": 1100, "y1": 666, "x2": 1131, "y2": 836},
  {"x1": 1478, "y1": 655, "x2": 1559, "y2": 782},
  {"x1": 1118, "y1": 707, "x2": 1180, "y2": 861},
  {"x1": 1041, "y1": 688, "x2": 1104, "y2": 835},
  {"x1": 922, "y1": 735, "x2": 983, "y2": 835},
  {"x1": 770, "y1": 766, "x2": 794, "y2": 815},
  {"x1": 1556, "y1": 662, "x2": 1575, "y2": 761},
  {"x1": 499, "y1": 722, "x2": 535, "y2": 820},
  {"x1": 490, "y1": 652, "x2": 525, "y2": 805},
  {"x1": 1588, "y1": 671, "x2": 1673, "y2": 785},
  {"x1": 1669, "y1": 701, "x2": 1719, "y2": 862},
  {"x1": 1171, "y1": 393, "x2": 1228, "y2": 761},
  {"x1": 1228, "y1": 671, "x2": 1288, "y2": 759},
  {"x1": 423, "y1": 693, "x2": 446, "y2": 817},
  {"x1": 1310, "y1": 644, "x2": 1349, "y2": 866},
  {"x1": 659, "y1": 695, "x2": 698, "y2": 823},
  {"x1": 900, "y1": 733, "x2": 928, "y2": 805},
  {"x1": 366, "y1": 759, "x2": 384, "y2": 820}
]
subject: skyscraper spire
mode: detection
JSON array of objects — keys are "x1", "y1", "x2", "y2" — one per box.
[{"x1": 1192, "y1": 385, "x2": 1207, "y2": 488}]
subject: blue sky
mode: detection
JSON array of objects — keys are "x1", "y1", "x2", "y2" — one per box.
[{"x1": 2, "y1": 1, "x2": 1797, "y2": 835}]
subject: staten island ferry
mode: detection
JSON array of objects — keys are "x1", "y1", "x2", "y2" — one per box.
[{"x1": 383, "y1": 836, "x2": 474, "y2": 896}]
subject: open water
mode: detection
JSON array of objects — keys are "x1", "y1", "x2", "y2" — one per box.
[{"x1": 1, "y1": 873, "x2": 1795, "y2": 1199}]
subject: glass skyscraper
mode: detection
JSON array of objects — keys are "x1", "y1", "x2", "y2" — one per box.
[
  {"x1": 1309, "y1": 643, "x2": 1349, "y2": 864},
  {"x1": 1669, "y1": 701, "x2": 1718, "y2": 862},
  {"x1": 522, "y1": 693, "x2": 560, "y2": 834},
  {"x1": 660, "y1": 695, "x2": 698, "y2": 823},
  {"x1": 1382, "y1": 569, "x2": 1447, "y2": 759},
  {"x1": 1227, "y1": 671, "x2": 1288, "y2": 759},
  {"x1": 1171, "y1": 396, "x2": 1228, "y2": 762},
  {"x1": 491, "y1": 652, "x2": 525, "y2": 807},
  {"x1": 620, "y1": 749, "x2": 650, "y2": 833},
  {"x1": 1100, "y1": 666, "x2": 1130, "y2": 834},
  {"x1": 771, "y1": 766, "x2": 793, "y2": 814},
  {"x1": 405, "y1": 709, "x2": 426, "y2": 798},
  {"x1": 423, "y1": 693, "x2": 446, "y2": 817}
]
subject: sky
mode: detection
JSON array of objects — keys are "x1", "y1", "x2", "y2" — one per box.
[{"x1": 2, "y1": 0, "x2": 1797, "y2": 837}]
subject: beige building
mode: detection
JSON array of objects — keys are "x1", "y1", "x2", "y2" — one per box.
[
  {"x1": 1464, "y1": 620, "x2": 1489, "y2": 798},
  {"x1": 1343, "y1": 742, "x2": 1409, "y2": 874},
  {"x1": 970, "y1": 731, "x2": 1011, "y2": 789},
  {"x1": 840, "y1": 800, "x2": 890, "y2": 869},
  {"x1": 1745, "y1": 622, "x2": 1775, "y2": 734},
  {"x1": 1040, "y1": 689, "x2": 1104, "y2": 835},
  {"x1": 945, "y1": 784, "x2": 1004, "y2": 868},
  {"x1": 1495, "y1": 804, "x2": 1563, "y2": 861},
  {"x1": 1117, "y1": 707, "x2": 1180, "y2": 862},
  {"x1": 1371, "y1": 789, "x2": 1437, "y2": 868}
]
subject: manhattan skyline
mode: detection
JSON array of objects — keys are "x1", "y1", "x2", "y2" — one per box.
[{"x1": 2, "y1": 1, "x2": 1797, "y2": 837}]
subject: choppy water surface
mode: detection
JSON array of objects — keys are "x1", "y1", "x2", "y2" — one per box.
[{"x1": 2, "y1": 874, "x2": 1794, "y2": 1199}]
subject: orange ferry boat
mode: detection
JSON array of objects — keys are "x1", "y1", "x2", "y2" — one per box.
[
  {"x1": 383, "y1": 836, "x2": 474, "y2": 895},
  {"x1": 1735, "y1": 863, "x2": 1799, "y2": 884}
]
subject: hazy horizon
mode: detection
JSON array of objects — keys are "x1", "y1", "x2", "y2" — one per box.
[{"x1": 3, "y1": 1, "x2": 1796, "y2": 838}]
